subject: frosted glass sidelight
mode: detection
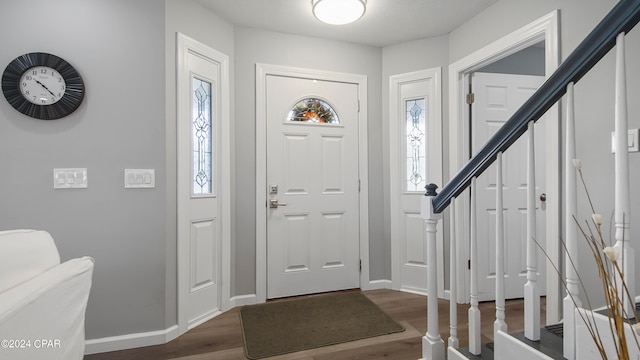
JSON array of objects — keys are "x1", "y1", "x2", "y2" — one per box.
[{"x1": 192, "y1": 78, "x2": 213, "y2": 195}]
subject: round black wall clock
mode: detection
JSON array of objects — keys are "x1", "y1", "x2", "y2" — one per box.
[{"x1": 1, "y1": 52, "x2": 85, "y2": 120}]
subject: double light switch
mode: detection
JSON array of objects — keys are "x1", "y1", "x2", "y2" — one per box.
[{"x1": 124, "y1": 169, "x2": 155, "y2": 188}]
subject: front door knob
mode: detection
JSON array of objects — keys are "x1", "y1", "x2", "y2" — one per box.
[{"x1": 269, "y1": 199, "x2": 288, "y2": 208}]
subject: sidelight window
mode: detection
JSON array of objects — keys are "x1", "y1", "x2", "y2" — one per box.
[
  {"x1": 405, "y1": 98, "x2": 427, "y2": 192},
  {"x1": 192, "y1": 77, "x2": 213, "y2": 195}
]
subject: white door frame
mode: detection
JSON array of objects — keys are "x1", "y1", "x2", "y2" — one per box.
[
  {"x1": 176, "y1": 32, "x2": 231, "y2": 334},
  {"x1": 448, "y1": 11, "x2": 561, "y2": 322},
  {"x1": 256, "y1": 63, "x2": 369, "y2": 304},
  {"x1": 389, "y1": 68, "x2": 444, "y2": 297}
]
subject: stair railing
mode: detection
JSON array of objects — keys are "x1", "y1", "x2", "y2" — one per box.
[{"x1": 420, "y1": 0, "x2": 640, "y2": 359}]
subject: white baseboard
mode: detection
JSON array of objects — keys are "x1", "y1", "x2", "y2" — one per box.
[
  {"x1": 84, "y1": 325, "x2": 179, "y2": 355},
  {"x1": 365, "y1": 279, "x2": 392, "y2": 290},
  {"x1": 188, "y1": 309, "x2": 222, "y2": 330},
  {"x1": 230, "y1": 293, "x2": 257, "y2": 307},
  {"x1": 399, "y1": 287, "x2": 428, "y2": 297}
]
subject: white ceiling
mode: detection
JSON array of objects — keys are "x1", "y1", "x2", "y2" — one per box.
[{"x1": 196, "y1": 0, "x2": 498, "y2": 47}]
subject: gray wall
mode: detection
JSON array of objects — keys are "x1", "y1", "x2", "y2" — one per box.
[
  {"x1": 0, "y1": 0, "x2": 166, "y2": 339},
  {"x1": 477, "y1": 45, "x2": 546, "y2": 76}
]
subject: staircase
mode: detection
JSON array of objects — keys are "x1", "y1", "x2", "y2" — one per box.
[{"x1": 418, "y1": 0, "x2": 640, "y2": 359}]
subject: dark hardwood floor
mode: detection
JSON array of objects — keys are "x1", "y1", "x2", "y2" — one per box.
[{"x1": 84, "y1": 289, "x2": 546, "y2": 360}]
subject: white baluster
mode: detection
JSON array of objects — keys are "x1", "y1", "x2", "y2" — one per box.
[
  {"x1": 468, "y1": 177, "x2": 481, "y2": 355},
  {"x1": 614, "y1": 32, "x2": 635, "y2": 317},
  {"x1": 524, "y1": 121, "x2": 540, "y2": 341},
  {"x1": 449, "y1": 200, "x2": 459, "y2": 350},
  {"x1": 494, "y1": 152, "x2": 507, "y2": 337},
  {"x1": 564, "y1": 81, "x2": 580, "y2": 360},
  {"x1": 421, "y1": 184, "x2": 445, "y2": 360}
]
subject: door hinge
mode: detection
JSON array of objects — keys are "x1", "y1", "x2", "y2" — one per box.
[
  {"x1": 466, "y1": 92, "x2": 475, "y2": 105},
  {"x1": 359, "y1": 259, "x2": 362, "y2": 272},
  {"x1": 357, "y1": 99, "x2": 361, "y2": 112},
  {"x1": 468, "y1": 259, "x2": 471, "y2": 270},
  {"x1": 358, "y1": 179, "x2": 361, "y2": 192}
]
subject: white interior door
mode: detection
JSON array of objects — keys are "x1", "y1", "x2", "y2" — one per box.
[
  {"x1": 266, "y1": 75, "x2": 360, "y2": 299},
  {"x1": 472, "y1": 72, "x2": 547, "y2": 301},
  {"x1": 177, "y1": 34, "x2": 230, "y2": 332}
]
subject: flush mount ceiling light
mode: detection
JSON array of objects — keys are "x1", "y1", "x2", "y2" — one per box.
[{"x1": 312, "y1": 0, "x2": 366, "y2": 25}]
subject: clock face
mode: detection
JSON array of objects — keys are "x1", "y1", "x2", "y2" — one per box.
[
  {"x1": 1, "y1": 52, "x2": 84, "y2": 120},
  {"x1": 20, "y1": 66, "x2": 67, "y2": 105}
]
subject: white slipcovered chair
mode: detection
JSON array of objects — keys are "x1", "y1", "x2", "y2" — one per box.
[{"x1": 0, "y1": 229, "x2": 94, "y2": 360}]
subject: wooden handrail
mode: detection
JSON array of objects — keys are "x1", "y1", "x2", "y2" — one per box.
[{"x1": 432, "y1": 0, "x2": 640, "y2": 213}]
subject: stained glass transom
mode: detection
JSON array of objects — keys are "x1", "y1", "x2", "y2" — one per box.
[
  {"x1": 192, "y1": 77, "x2": 213, "y2": 195},
  {"x1": 286, "y1": 98, "x2": 339, "y2": 124},
  {"x1": 405, "y1": 98, "x2": 426, "y2": 192}
]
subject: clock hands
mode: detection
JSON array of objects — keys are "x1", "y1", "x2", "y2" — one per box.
[{"x1": 34, "y1": 79, "x2": 57, "y2": 98}]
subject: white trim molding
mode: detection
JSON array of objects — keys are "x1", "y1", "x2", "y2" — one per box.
[
  {"x1": 85, "y1": 325, "x2": 180, "y2": 355},
  {"x1": 367, "y1": 279, "x2": 393, "y2": 290}
]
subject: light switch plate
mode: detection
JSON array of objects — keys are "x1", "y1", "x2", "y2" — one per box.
[
  {"x1": 53, "y1": 168, "x2": 88, "y2": 189},
  {"x1": 125, "y1": 169, "x2": 155, "y2": 188},
  {"x1": 611, "y1": 129, "x2": 640, "y2": 153}
]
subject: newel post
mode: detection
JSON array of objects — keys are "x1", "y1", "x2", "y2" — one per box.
[{"x1": 421, "y1": 183, "x2": 445, "y2": 360}]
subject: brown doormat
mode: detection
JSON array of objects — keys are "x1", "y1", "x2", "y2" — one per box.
[{"x1": 239, "y1": 291, "x2": 405, "y2": 359}]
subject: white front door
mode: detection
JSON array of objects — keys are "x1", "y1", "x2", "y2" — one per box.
[
  {"x1": 472, "y1": 72, "x2": 547, "y2": 301},
  {"x1": 177, "y1": 34, "x2": 230, "y2": 332},
  {"x1": 266, "y1": 75, "x2": 360, "y2": 299}
]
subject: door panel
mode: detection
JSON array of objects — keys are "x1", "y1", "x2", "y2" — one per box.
[
  {"x1": 266, "y1": 75, "x2": 360, "y2": 299},
  {"x1": 177, "y1": 40, "x2": 227, "y2": 331},
  {"x1": 389, "y1": 69, "x2": 443, "y2": 296},
  {"x1": 190, "y1": 219, "x2": 217, "y2": 290},
  {"x1": 472, "y1": 72, "x2": 546, "y2": 301},
  {"x1": 185, "y1": 55, "x2": 220, "y2": 325}
]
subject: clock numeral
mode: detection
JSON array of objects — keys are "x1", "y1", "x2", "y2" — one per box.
[
  {"x1": 32, "y1": 70, "x2": 37, "y2": 76},
  {"x1": 22, "y1": 82, "x2": 27, "y2": 87},
  {"x1": 25, "y1": 90, "x2": 30, "y2": 95},
  {"x1": 40, "y1": 68, "x2": 47, "y2": 74}
]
